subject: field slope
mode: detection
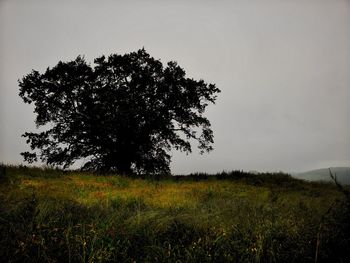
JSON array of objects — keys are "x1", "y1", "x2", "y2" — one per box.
[{"x1": 0, "y1": 166, "x2": 349, "y2": 262}]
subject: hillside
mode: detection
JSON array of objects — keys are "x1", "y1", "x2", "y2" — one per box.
[
  {"x1": 292, "y1": 167, "x2": 350, "y2": 185},
  {"x1": 0, "y1": 166, "x2": 349, "y2": 262}
]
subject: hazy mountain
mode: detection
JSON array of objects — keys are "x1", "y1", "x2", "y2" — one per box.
[{"x1": 292, "y1": 167, "x2": 350, "y2": 185}]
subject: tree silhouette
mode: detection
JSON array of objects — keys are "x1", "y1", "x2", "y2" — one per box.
[{"x1": 19, "y1": 49, "x2": 220, "y2": 174}]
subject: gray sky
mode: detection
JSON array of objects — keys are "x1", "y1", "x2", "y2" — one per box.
[{"x1": 1, "y1": 0, "x2": 349, "y2": 174}]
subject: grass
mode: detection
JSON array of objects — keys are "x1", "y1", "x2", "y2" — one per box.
[{"x1": 0, "y1": 165, "x2": 349, "y2": 262}]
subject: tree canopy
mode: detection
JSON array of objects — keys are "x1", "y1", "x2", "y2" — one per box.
[{"x1": 19, "y1": 49, "x2": 220, "y2": 175}]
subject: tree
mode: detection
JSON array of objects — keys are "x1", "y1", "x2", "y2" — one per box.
[{"x1": 19, "y1": 49, "x2": 220, "y2": 175}]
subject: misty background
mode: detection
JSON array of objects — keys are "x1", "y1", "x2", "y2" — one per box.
[{"x1": 0, "y1": 0, "x2": 349, "y2": 174}]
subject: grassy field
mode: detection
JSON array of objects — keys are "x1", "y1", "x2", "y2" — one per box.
[{"x1": 0, "y1": 165, "x2": 349, "y2": 262}]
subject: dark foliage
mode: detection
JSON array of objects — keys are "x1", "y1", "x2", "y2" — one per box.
[
  {"x1": 19, "y1": 49, "x2": 220, "y2": 174},
  {"x1": 172, "y1": 170, "x2": 300, "y2": 188}
]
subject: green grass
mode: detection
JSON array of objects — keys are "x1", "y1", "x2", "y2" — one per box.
[{"x1": 0, "y1": 165, "x2": 349, "y2": 262}]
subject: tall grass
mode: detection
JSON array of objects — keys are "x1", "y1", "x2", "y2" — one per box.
[{"x1": 0, "y1": 165, "x2": 349, "y2": 262}]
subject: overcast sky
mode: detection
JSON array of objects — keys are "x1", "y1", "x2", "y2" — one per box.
[{"x1": 1, "y1": 0, "x2": 349, "y2": 174}]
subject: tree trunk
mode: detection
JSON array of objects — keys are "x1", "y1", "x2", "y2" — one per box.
[{"x1": 117, "y1": 161, "x2": 132, "y2": 175}]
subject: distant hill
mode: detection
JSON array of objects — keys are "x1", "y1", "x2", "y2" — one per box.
[{"x1": 292, "y1": 167, "x2": 350, "y2": 185}]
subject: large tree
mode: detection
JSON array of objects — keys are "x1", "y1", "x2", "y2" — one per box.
[{"x1": 19, "y1": 49, "x2": 220, "y2": 174}]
